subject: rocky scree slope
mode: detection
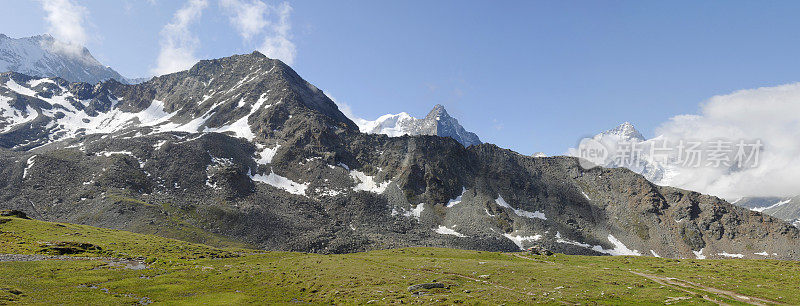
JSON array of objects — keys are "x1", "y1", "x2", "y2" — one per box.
[{"x1": 0, "y1": 51, "x2": 797, "y2": 259}]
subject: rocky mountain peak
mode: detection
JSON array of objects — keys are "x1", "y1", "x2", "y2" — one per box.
[
  {"x1": 0, "y1": 51, "x2": 358, "y2": 150},
  {"x1": 425, "y1": 104, "x2": 449, "y2": 120}
]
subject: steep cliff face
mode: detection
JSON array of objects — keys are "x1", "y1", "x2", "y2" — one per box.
[{"x1": 0, "y1": 52, "x2": 797, "y2": 259}]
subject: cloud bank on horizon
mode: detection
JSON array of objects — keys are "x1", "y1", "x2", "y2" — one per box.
[
  {"x1": 654, "y1": 83, "x2": 800, "y2": 199},
  {"x1": 570, "y1": 82, "x2": 800, "y2": 200}
]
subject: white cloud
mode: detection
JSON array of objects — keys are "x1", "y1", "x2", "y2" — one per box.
[
  {"x1": 40, "y1": 0, "x2": 90, "y2": 55},
  {"x1": 152, "y1": 0, "x2": 208, "y2": 76},
  {"x1": 258, "y1": 2, "x2": 295, "y2": 65},
  {"x1": 219, "y1": 0, "x2": 269, "y2": 40},
  {"x1": 654, "y1": 83, "x2": 800, "y2": 199},
  {"x1": 220, "y1": 0, "x2": 296, "y2": 66}
]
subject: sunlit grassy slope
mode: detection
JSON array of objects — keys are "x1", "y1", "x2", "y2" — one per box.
[{"x1": 1, "y1": 215, "x2": 799, "y2": 305}]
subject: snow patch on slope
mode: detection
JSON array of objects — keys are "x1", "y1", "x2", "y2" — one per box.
[
  {"x1": 255, "y1": 143, "x2": 280, "y2": 164},
  {"x1": 23, "y1": 155, "x2": 36, "y2": 179},
  {"x1": 752, "y1": 199, "x2": 792, "y2": 212},
  {"x1": 495, "y1": 195, "x2": 546, "y2": 220},
  {"x1": 0, "y1": 75, "x2": 274, "y2": 146},
  {"x1": 5, "y1": 79, "x2": 38, "y2": 97},
  {"x1": 446, "y1": 187, "x2": 466, "y2": 207},
  {"x1": 717, "y1": 252, "x2": 744, "y2": 258},
  {"x1": 693, "y1": 248, "x2": 706, "y2": 259},
  {"x1": 350, "y1": 170, "x2": 390, "y2": 193},
  {"x1": 503, "y1": 233, "x2": 542, "y2": 250},
  {"x1": 433, "y1": 225, "x2": 467, "y2": 237},
  {"x1": 0, "y1": 95, "x2": 38, "y2": 133},
  {"x1": 555, "y1": 232, "x2": 641, "y2": 256},
  {"x1": 250, "y1": 169, "x2": 309, "y2": 196},
  {"x1": 392, "y1": 203, "x2": 425, "y2": 219}
]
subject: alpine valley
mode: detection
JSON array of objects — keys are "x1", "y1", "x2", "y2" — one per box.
[{"x1": 1, "y1": 50, "x2": 799, "y2": 261}]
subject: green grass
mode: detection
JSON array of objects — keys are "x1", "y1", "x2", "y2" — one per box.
[
  {"x1": 1, "y1": 216, "x2": 799, "y2": 304},
  {"x1": 102, "y1": 189, "x2": 254, "y2": 250}
]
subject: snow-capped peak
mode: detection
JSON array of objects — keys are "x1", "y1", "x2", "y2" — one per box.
[
  {"x1": 596, "y1": 121, "x2": 645, "y2": 142},
  {"x1": 569, "y1": 121, "x2": 670, "y2": 186},
  {"x1": 357, "y1": 104, "x2": 481, "y2": 147},
  {"x1": 357, "y1": 112, "x2": 415, "y2": 137},
  {"x1": 424, "y1": 104, "x2": 449, "y2": 121},
  {"x1": 0, "y1": 33, "x2": 139, "y2": 85}
]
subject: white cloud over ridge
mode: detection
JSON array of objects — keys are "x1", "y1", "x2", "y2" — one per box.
[
  {"x1": 220, "y1": 0, "x2": 296, "y2": 66},
  {"x1": 40, "y1": 0, "x2": 90, "y2": 55},
  {"x1": 219, "y1": 0, "x2": 268, "y2": 40},
  {"x1": 259, "y1": 2, "x2": 295, "y2": 65},
  {"x1": 152, "y1": 0, "x2": 208, "y2": 76},
  {"x1": 655, "y1": 83, "x2": 800, "y2": 199}
]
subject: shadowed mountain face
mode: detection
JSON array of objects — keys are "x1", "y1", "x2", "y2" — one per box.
[{"x1": 0, "y1": 52, "x2": 798, "y2": 259}]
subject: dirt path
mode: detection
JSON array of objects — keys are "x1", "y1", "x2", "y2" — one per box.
[{"x1": 629, "y1": 271, "x2": 783, "y2": 306}]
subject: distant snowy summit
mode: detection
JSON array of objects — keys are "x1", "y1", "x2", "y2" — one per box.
[
  {"x1": 570, "y1": 121, "x2": 674, "y2": 185},
  {"x1": 596, "y1": 121, "x2": 645, "y2": 142},
  {"x1": 357, "y1": 104, "x2": 481, "y2": 147},
  {"x1": 0, "y1": 34, "x2": 142, "y2": 85},
  {"x1": 571, "y1": 122, "x2": 800, "y2": 227}
]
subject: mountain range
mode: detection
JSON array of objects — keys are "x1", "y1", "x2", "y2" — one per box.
[
  {"x1": 0, "y1": 34, "x2": 143, "y2": 85},
  {"x1": 0, "y1": 50, "x2": 798, "y2": 259}
]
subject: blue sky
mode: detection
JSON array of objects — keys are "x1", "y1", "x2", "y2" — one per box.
[{"x1": 2, "y1": 0, "x2": 800, "y2": 156}]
